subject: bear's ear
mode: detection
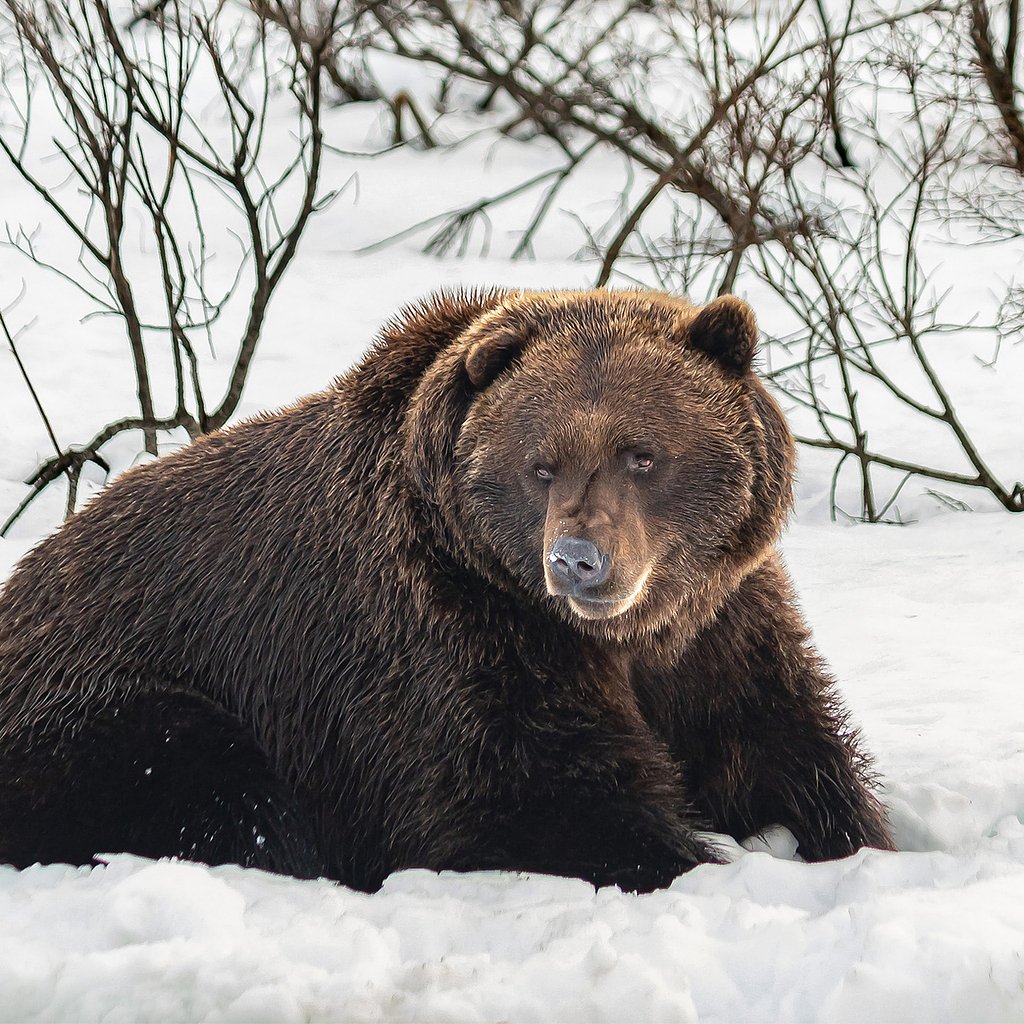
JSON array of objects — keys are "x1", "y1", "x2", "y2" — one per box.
[
  {"x1": 462, "y1": 309, "x2": 535, "y2": 389},
  {"x1": 687, "y1": 295, "x2": 759, "y2": 375},
  {"x1": 402, "y1": 293, "x2": 534, "y2": 508}
]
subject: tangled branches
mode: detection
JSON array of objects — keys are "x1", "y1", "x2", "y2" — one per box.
[{"x1": 0, "y1": 0, "x2": 342, "y2": 531}]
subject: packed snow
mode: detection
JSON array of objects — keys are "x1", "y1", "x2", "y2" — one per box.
[{"x1": 2, "y1": 4, "x2": 1024, "y2": 1021}]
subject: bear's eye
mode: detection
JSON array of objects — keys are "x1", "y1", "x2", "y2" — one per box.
[
  {"x1": 534, "y1": 465, "x2": 555, "y2": 482},
  {"x1": 628, "y1": 453, "x2": 654, "y2": 473}
]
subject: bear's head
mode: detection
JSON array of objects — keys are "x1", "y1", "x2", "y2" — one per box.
[{"x1": 402, "y1": 289, "x2": 794, "y2": 643}]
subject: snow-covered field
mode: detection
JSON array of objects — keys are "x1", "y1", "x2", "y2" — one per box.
[{"x1": 2, "y1": 6, "x2": 1024, "y2": 1021}]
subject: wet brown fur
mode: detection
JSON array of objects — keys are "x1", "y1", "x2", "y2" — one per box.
[{"x1": 0, "y1": 288, "x2": 893, "y2": 890}]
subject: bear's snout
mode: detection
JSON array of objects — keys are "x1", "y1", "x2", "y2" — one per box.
[{"x1": 547, "y1": 536, "x2": 611, "y2": 591}]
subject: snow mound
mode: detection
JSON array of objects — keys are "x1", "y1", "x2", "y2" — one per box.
[{"x1": 2, "y1": 836, "x2": 1024, "y2": 1024}]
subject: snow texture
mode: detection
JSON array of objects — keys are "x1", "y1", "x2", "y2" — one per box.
[{"x1": 1, "y1": 5, "x2": 1024, "y2": 1020}]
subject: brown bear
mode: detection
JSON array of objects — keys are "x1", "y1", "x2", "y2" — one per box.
[{"x1": 0, "y1": 288, "x2": 893, "y2": 891}]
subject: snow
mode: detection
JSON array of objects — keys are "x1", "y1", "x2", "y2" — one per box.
[
  {"x1": 2, "y1": 840, "x2": 1024, "y2": 1024},
  {"x1": 3, "y1": 833, "x2": 1024, "y2": 1022},
  {"x1": 2, "y1": 4, "x2": 1024, "y2": 1021}
]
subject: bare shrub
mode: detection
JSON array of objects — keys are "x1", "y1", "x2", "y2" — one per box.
[
  {"x1": 357, "y1": 0, "x2": 1022, "y2": 518},
  {"x1": 0, "y1": 0, "x2": 343, "y2": 532},
  {"x1": 5, "y1": 0, "x2": 1021, "y2": 528},
  {"x1": 746, "y1": 10, "x2": 1024, "y2": 518}
]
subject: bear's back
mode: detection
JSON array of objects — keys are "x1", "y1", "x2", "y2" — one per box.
[{"x1": 0, "y1": 294, "x2": 496, "y2": 750}]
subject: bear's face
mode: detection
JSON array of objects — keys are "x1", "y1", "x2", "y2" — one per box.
[{"x1": 403, "y1": 290, "x2": 794, "y2": 642}]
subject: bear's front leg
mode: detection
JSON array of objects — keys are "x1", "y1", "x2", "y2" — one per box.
[
  {"x1": 454, "y1": 699, "x2": 722, "y2": 892},
  {"x1": 690, "y1": 692, "x2": 894, "y2": 861},
  {"x1": 656, "y1": 569, "x2": 894, "y2": 862}
]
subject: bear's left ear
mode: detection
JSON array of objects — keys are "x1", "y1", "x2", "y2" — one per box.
[{"x1": 687, "y1": 295, "x2": 759, "y2": 375}]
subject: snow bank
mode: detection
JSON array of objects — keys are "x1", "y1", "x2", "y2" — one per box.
[{"x1": 2, "y1": 831, "x2": 1023, "y2": 1024}]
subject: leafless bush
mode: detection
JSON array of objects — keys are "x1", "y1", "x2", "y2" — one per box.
[
  {"x1": 353, "y1": 0, "x2": 1022, "y2": 518},
  {"x1": 756, "y1": 18, "x2": 1023, "y2": 518},
  {"x1": 365, "y1": 3, "x2": 951, "y2": 282},
  {"x1": 967, "y1": 0, "x2": 1024, "y2": 172},
  {"x1": 5, "y1": 0, "x2": 1020, "y2": 529},
  {"x1": 249, "y1": 0, "x2": 386, "y2": 103},
  {"x1": 921, "y1": 2, "x2": 1024, "y2": 266},
  {"x1": 0, "y1": 0, "x2": 342, "y2": 533}
]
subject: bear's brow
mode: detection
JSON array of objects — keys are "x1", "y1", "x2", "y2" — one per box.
[{"x1": 614, "y1": 439, "x2": 662, "y2": 454}]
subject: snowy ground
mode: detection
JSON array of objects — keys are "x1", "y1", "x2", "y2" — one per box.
[{"x1": 3, "y1": 8, "x2": 1024, "y2": 1022}]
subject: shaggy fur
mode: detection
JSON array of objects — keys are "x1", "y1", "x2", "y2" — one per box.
[{"x1": 0, "y1": 288, "x2": 893, "y2": 891}]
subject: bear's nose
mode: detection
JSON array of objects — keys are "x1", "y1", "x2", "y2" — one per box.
[{"x1": 548, "y1": 537, "x2": 610, "y2": 590}]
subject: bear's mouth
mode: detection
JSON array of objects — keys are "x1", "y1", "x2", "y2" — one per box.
[
  {"x1": 555, "y1": 566, "x2": 652, "y2": 620},
  {"x1": 565, "y1": 593, "x2": 637, "y2": 620}
]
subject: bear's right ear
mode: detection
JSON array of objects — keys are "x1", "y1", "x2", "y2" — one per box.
[
  {"x1": 402, "y1": 294, "x2": 534, "y2": 507},
  {"x1": 461, "y1": 303, "x2": 540, "y2": 390},
  {"x1": 464, "y1": 325, "x2": 526, "y2": 389},
  {"x1": 687, "y1": 295, "x2": 759, "y2": 375}
]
